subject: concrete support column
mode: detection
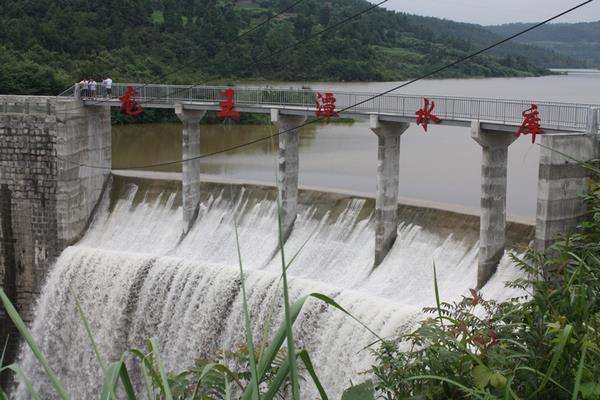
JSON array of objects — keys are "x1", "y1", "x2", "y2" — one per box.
[
  {"x1": 535, "y1": 133, "x2": 594, "y2": 252},
  {"x1": 471, "y1": 121, "x2": 517, "y2": 288},
  {"x1": 175, "y1": 104, "x2": 206, "y2": 234},
  {"x1": 370, "y1": 115, "x2": 410, "y2": 267},
  {"x1": 271, "y1": 109, "x2": 306, "y2": 239}
]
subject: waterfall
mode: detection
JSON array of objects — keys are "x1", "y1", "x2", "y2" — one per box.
[{"x1": 16, "y1": 179, "x2": 527, "y2": 399}]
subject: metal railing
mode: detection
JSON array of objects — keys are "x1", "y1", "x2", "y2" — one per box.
[{"x1": 61, "y1": 83, "x2": 599, "y2": 132}]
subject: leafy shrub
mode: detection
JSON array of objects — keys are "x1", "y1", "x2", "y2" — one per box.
[{"x1": 373, "y1": 169, "x2": 600, "y2": 399}]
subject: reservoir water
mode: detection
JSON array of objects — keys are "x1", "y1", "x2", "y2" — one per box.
[{"x1": 113, "y1": 73, "x2": 600, "y2": 221}]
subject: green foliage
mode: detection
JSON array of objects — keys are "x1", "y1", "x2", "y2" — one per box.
[
  {"x1": 372, "y1": 177, "x2": 600, "y2": 399},
  {"x1": 0, "y1": 0, "x2": 557, "y2": 96},
  {"x1": 488, "y1": 21, "x2": 600, "y2": 68}
]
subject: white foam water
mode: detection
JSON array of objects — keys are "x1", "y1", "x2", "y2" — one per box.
[{"x1": 16, "y1": 183, "x2": 525, "y2": 399}]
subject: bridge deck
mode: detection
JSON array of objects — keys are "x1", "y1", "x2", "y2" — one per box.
[{"x1": 61, "y1": 83, "x2": 599, "y2": 134}]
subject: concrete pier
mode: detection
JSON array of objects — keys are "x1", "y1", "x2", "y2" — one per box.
[
  {"x1": 175, "y1": 105, "x2": 206, "y2": 234},
  {"x1": 370, "y1": 115, "x2": 410, "y2": 267},
  {"x1": 471, "y1": 121, "x2": 516, "y2": 288},
  {"x1": 271, "y1": 109, "x2": 306, "y2": 239},
  {"x1": 535, "y1": 133, "x2": 594, "y2": 252}
]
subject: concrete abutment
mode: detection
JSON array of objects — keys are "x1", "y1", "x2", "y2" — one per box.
[
  {"x1": 535, "y1": 133, "x2": 595, "y2": 252},
  {"x1": 0, "y1": 96, "x2": 111, "y2": 375}
]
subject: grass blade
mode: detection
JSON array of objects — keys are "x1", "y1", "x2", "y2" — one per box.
[
  {"x1": 149, "y1": 338, "x2": 173, "y2": 400},
  {"x1": 233, "y1": 221, "x2": 261, "y2": 400},
  {"x1": 100, "y1": 361, "x2": 123, "y2": 400},
  {"x1": 70, "y1": 289, "x2": 106, "y2": 373},
  {"x1": 298, "y1": 350, "x2": 328, "y2": 400},
  {"x1": 5, "y1": 364, "x2": 42, "y2": 400},
  {"x1": 537, "y1": 143, "x2": 600, "y2": 175},
  {"x1": 433, "y1": 261, "x2": 444, "y2": 328},
  {"x1": 572, "y1": 340, "x2": 588, "y2": 400},
  {"x1": 309, "y1": 293, "x2": 383, "y2": 341},
  {"x1": 405, "y1": 375, "x2": 487, "y2": 399},
  {"x1": 0, "y1": 288, "x2": 70, "y2": 400},
  {"x1": 129, "y1": 348, "x2": 157, "y2": 400},
  {"x1": 258, "y1": 225, "x2": 319, "y2": 364},
  {"x1": 275, "y1": 197, "x2": 300, "y2": 399},
  {"x1": 118, "y1": 361, "x2": 138, "y2": 400},
  {"x1": 0, "y1": 336, "x2": 8, "y2": 369},
  {"x1": 536, "y1": 324, "x2": 572, "y2": 395},
  {"x1": 262, "y1": 358, "x2": 290, "y2": 400},
  {"x1": 243, "y1": 291, "x2": 381, "y2": 399}
]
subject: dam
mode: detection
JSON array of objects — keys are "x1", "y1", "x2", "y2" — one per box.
[{"x1": 0, "y1": 88, "x2": 598, "y2": 397}]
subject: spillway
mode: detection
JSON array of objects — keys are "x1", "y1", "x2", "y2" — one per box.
[{"x1": 15, "y1": 175, "x2": 531, "y2": 399}]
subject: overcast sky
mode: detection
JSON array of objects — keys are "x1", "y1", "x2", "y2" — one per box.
[{"x1": 374, "y1": 0, "x2": 600, "y2": 25}]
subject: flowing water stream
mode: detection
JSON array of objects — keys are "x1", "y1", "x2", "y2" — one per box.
[{"x1": 16, "y1": 177, "x2": 529, "y2": 398}]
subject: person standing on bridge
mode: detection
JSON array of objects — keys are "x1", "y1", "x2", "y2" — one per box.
[
  {"x1": 79, "y1": 79, "x2": 88, "y2": 98},
  {"x1": 89, "y1": 79, "x2": 97, "y2": 98},
  {"x1": 102, "y1": 77, "x2": 113, "y2": 98}
]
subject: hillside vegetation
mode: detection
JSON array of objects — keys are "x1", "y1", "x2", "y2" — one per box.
[
  {"x1": 488, "y1": 21, "x2": 600, "y2": 68},
  {"x1": 0, "y1": 0, "x2": 565, "y2": 95}
]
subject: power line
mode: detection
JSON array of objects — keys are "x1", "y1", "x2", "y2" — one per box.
[{"x1": 55, "y1": 0, "x2": 594, "y2": 171}]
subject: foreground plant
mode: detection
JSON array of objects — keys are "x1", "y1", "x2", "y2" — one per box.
[{"x1": 373, "y1": 169, "x2": 600, "y2": 399}]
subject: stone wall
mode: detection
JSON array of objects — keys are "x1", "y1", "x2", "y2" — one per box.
[{"x1": 0, "y1": 96, "x2": 110, "y2": 372}]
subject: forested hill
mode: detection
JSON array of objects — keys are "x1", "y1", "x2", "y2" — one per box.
[
  {"x1": 0, "y1": 0, "x2": 568, "y2": 95},
  {"x1": 487, "y1": 21, "x2": 600, "y2": 68}
]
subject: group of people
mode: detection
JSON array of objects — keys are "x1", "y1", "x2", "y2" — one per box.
[{"x1": 77, "y1": 77, "x2": 113, "y2": 98}]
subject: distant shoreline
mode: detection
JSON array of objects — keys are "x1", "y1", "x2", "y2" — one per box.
[{"x1": 549, "y1": 68, "x2": 600, "y2": 75}]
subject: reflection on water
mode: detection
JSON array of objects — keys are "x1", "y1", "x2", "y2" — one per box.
[
  {"x1": 113, "y1": 123, "x2": 319, "y2": 173},
  {"x1": 112, "y1": 74, "x2": 600, "y2": 221},
  {"x1": 112, "y1": 120, "x2": 539, "y2": 220}
]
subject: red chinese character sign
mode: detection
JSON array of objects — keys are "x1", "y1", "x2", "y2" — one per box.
[
  {"x1": 415, "y1": 98, "x2": 441, "y2": 132},
  {"x1": 119, "y1": 86, "x2": 144, "y2": 117},
  {"x1": 217, "y1": 88, "x2": 241, "y2": 120},
  {"x1": 315, "y1": 92, "x2": 339, "y2": 119},
  {"x1": 516, "y1": 104, "x2": 543, "y2": 143}
]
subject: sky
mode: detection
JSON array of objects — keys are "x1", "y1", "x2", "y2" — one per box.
[{"x1": 374, "y1": 0, "x2": 600, "y2": 25}]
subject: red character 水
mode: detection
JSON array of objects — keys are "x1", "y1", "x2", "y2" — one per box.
[{"x1": 415, "y1": 98, "x2": 441, "y2": 132}]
